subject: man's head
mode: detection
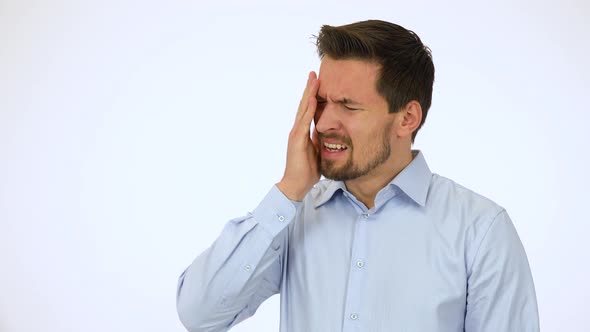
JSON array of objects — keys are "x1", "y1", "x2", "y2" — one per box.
[
  {"x1": 316, "y1": 20, "x2": 434, "y2": 144},
  {"x1": 313, "y1": 20, "x2": 434, "y2": 181}
]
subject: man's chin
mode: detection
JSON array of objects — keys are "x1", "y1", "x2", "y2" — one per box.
[
  {"x1": 320, "y1": 157, "x2": 356, "y2": 180},
  {"x1": 321, "y1": 166, "x2": 351, "y2": 182}
]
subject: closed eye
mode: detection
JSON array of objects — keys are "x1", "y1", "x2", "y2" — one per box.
[
  {"x1": 344, "y1": 105, "x2": 360, "y2": 111},
  {"x1": 315, "y1": 97, "x2": 361, "y2": 111}
]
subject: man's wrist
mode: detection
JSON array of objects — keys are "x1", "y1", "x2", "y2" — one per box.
[{"x1": 275, "y1": 181, "x2": 306, "y2": 202}]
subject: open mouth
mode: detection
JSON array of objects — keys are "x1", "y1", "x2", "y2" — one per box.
[{"x1": 323, "y1": 142, "x2": 348, "y2": 152}]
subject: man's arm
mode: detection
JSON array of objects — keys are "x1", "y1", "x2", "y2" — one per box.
[
  {"x1": 176, "y1": 186, "x2": 297, "y2": 332},
  {"x1": 465, "y1": 209, "x2": 540, "y2": 331},
  {"x1": 176, "y1": 72, "x2": 321, "y2": 331}
]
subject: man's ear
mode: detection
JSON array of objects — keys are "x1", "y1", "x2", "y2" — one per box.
[{"x1": 395, "y1": 100, "x2": 422, "y2": 139}]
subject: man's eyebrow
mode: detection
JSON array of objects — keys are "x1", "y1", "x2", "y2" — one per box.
[
  {"x1": 315, "y1": 95, "x2": 363, "y2": 105},
  {"x1": 340, "y1": 97, "x2": 362, "y2": 105}
]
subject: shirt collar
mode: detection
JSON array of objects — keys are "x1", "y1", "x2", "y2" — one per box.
[
  {"x1": 313, "y1": 179, "x2": 347, "y2": 208},
  {"x1": 313, "y1": 149, "x2": 432, "y2": 208}
]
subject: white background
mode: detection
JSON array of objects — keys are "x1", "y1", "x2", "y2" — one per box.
[{"x1": 1, "y1": 0, "x2": 589, "y2": 331}]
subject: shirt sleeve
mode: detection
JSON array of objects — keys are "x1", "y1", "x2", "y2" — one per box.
[
  {"x1": 176, "y1": 185, "x2": 298, "y2": 332},
  {"x1": 464, "y1": 209, "x2": 540, "y2": 331}
]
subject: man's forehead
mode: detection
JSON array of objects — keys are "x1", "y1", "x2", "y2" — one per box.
[
  {"x1": 317, "y1": 57, "x2": 382, "y2": 104},
  {"x1": 318, "y1": 56, "x2": 380, "y2": 76}
]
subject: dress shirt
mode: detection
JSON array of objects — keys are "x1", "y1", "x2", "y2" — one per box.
[{"x1": 176, "y1": 150, "x2": 539, "y2": 332}]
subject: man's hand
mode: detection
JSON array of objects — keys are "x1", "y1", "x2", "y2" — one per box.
[{"x1": 276, "y1": 71, "x2": 321, "y2": 201}]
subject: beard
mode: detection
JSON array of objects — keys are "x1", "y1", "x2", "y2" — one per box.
[{"x1": 320, "y1": 125, "x2": 392, "y2": 181}]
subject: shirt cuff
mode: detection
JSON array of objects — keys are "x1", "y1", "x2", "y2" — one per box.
[{"x1": 252, "y1": 185, "x2": 299, "y2": 238}]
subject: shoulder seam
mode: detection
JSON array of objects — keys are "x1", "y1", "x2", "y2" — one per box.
[{"x1": 467, "y1": 208, "x2": 507, "y2": 275}]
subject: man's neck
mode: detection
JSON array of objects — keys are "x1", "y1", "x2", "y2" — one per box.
[{"x1": 344, "y1": 149, "x2": 414, "y2": 209}]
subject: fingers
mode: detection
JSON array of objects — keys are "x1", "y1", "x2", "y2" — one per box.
[
  {"x1": 300, "y1": 79, "x2": 319, "y2": 131},
  {"x1": 296, "y1": 71, "x2": 317, "y2": 122}
]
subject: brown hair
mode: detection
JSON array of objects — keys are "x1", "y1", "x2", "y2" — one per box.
[{"x1": 315, "y1": 20, "x2": 435, "y2": 143}]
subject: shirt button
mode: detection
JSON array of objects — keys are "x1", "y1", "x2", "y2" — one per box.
[
  {"x1": 350, "y1": 313, "x2": 358, "y2": 320},
  {"x1": 244, "y1": 264, "x2": 252, "y2": 272},
  {"x1": 356, "y1": 260, "x2": 365, "y2": 268},
  {"x1": 362, "y1": 213, "x2": 369, "y2": 219},
  {"x1": 278, "y1": 215, "x2": 285, "y2": 222}
]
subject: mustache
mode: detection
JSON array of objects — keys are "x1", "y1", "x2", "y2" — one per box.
[{"x1": 318, "y1": 132, "x2": 353, "y2": 146}]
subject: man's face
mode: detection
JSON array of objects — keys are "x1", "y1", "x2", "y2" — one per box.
[{"x1": 315, "y1": 56, "x2": 397, "y2": 181}]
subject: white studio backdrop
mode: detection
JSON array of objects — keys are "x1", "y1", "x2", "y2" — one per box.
[{"x1": 0, "y1": 0, "x2": 588, "y2": 331}]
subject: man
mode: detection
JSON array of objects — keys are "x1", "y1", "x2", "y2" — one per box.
[{"x1": 176, "y1": 20, "x2": 539, "y2": 331}]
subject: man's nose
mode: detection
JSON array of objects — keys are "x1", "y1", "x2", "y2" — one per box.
[{"x1": 314, "y1": 103, "x2": 341, "y2": 133}]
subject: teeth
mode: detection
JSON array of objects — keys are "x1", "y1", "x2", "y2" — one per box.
[{"x1": 324, "y1": 142, "x2": 347, "y2": 150}]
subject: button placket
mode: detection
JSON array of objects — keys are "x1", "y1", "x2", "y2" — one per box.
[{"x1": 342, "y1": 213, "x2": 370, "y2": 330}]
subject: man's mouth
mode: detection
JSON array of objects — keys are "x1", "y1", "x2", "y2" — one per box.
[{"x1": 323, "y1": 142, "x2": 348, "y2": 152}]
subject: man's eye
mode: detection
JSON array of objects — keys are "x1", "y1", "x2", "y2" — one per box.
[{"x1": 344, "y1": 105, "x2": 359, "y2": 111}]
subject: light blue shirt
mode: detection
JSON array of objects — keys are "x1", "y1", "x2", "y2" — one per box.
[{"x1": 176, "y1": 150, "x2": 539, "y2": 331}]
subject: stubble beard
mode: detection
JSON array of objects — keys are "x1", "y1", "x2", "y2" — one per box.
[{"x1": 320, "y1": 126, "x2": 392, "y2": 181}]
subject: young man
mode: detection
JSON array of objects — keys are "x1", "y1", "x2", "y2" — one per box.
[{"x1": 176, "y1": 20, "x2": 539, "y2": 331}]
